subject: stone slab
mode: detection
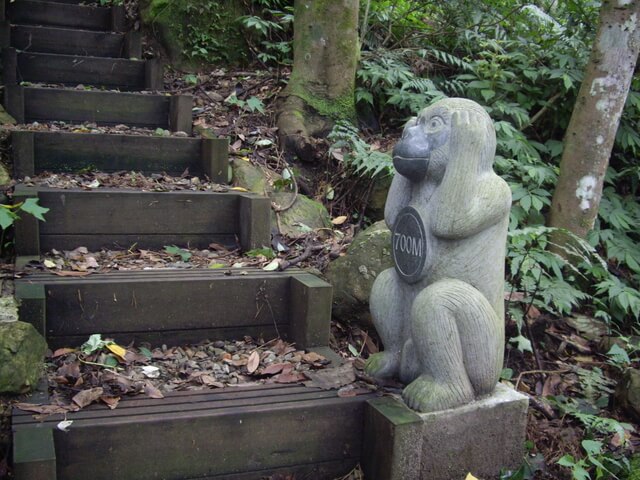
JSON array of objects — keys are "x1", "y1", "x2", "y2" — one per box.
[{"x1": 362, "y1": 384, "x2": 528, "y2": 480}]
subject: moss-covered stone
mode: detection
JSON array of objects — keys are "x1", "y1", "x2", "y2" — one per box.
[
  {"x1": 324, "y1": 221, "x2": 393, "y2": 326},
  {"x1": 231, "y1": 158, "x2": 267, "y2": 194},
  {"x1": 0, "y1": 321, "x2": 47, "y2": 394},
  {"x1": 0, "y1": 104, "x2": 16, "y2": 125},
  {"x1": 272, "y1": 192, "x2": 331, "y2": 237},
  {"x1": 366, "y1": 174, "x2": 393, "y2": 222},
  {"x1": 615, "y1": 368, "x2": 640, "y2": 422}
]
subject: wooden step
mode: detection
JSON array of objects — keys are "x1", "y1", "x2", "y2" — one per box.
[
  {"x1": 4, "y1": 0, "x2": 126, "y2": 32},
  {"x1": 0, "y1": 23, "x2": 140, "y2": 58},
  {"x1": 4, "y1": 85, "x2": 192, "y2": 132},
  {"x1": 13, "y1": 185, "x2": 270, "y2": 258},
  {"x1": 2, "y1": 48, "x2": 163, "y2": 90},
  {"x1": 11, "y1": 131, "x2": 228, "y2": 182},
  {"x1": 13, "y1": 384, "x2": 373, "y2": 480},
  {"x1": 15, "y1": 269, "x2": 331, "y2": 349}
]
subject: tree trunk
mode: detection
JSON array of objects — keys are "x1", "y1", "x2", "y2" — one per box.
[
  {"x1": 276, "y1": 0, "x2": 360, "y2": 161},
  {"x1": 549, "y1": 0, "x2": 640, "y2": 240}
]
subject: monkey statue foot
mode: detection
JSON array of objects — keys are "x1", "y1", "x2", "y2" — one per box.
[
  {"x1": 365, "y1": 351, "x2": 400, "y2": 379},
  {"x1": 402, "y1": 374, "x2": 474, "y2": 413}
]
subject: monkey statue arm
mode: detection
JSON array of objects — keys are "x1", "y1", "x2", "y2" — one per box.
[
  {"x1": 431, "y1": 110, "x2": 510, "y2": 239},
  {"x1": 384, "y1": 173, "x2": 412, "y2": 230}
]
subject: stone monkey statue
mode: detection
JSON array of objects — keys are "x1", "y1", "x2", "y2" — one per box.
[{"x1": 365, "y1": 98, "x2": 511, "y2": 413}]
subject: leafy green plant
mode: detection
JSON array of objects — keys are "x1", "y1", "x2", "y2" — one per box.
[
  {"x1": 164, "y1": 245, "x2": 192, "y2": 262},
  {"x1": 327, "y1": 121, "x2": 392, "y2": 178},
  {"x1": 225, "y1": 94, "x2": 266, "y2": 114},
  {"x1": 238, "y1": 2, "x2": 293, "y2": 66},
  {"x1": 0, "y1": 198, "x2": 49, "y2": 257}
]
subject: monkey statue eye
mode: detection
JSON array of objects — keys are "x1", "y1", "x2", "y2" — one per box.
[{"x1": 424, "y1": 116, "x2": 444, "y2": 133}]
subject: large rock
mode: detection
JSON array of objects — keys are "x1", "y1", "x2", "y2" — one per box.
[
  {"x1": 230, "y1": 158, "x2": 331, "y2": 238},
  {"x1": 0, "y1": 321, "x2": 47, "y2": 393},
  {"x1": 615, "y1": 368, "x2": 640, "y2": 421},
  {"x1": 325, "y1": 221, "x2": 393, "y2": 326},
  {"x1": 271, "y1": 192, "x2": 331, "y2": 237}
]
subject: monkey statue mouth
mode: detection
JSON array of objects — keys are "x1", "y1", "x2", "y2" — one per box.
[{"x1": 393, "y1": 155, "x2": 429, "y2": 181}]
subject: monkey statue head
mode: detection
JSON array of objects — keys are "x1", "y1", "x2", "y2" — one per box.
[{"x1": 392, "y1": 98, "x2": 496, "y2": 182}]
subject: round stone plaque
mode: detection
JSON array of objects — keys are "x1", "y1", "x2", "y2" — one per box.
[{"x1": 392, "y1": 206, "x2": 427, "y2": 283}]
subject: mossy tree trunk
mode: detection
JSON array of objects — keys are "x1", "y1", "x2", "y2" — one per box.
[
  {"x1": 549, "y1": 0, "x2": 640, "y2": 242},
  {"x1": 276, "y1": 0, "x2": 360, "y2": 161}
]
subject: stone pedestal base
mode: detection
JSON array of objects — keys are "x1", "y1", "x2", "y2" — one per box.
[{"x1": 362, "y1": 384, "x2": 529, "y2": 480}]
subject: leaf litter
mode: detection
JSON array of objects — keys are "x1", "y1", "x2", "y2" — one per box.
[{"x1": 16, "y1": 335, "x2": 375, "y2": 418}]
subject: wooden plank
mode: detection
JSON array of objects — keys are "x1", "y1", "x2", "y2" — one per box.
[
  {"x1": 14, "y1": 281, "x2": 46, "y2": 335},
  {"x1": 42, "y1": 274, "x2": 289, "y2": 338},
  {"x1": 0, "y1": 21, "x2": 9, "y2": 47},
  {"x1": 110, "y1": 5, "x2": 126, "y2": 32},
  {"x1": 289, "y1": 273, "x2": 332, "y2": 348},
  {"x1": 144, "y1": 58, "x2": 163, "y2": 91},
  {"x1": 30, "y1": 131, "x2": 203, "y2": 175},
  {"x1": 169, "y1": 94, "x2": 193, "y2": 134},
  {"x1": 12, "y1": 428, "x2": 56, "y2": 480},
  {"x1": 0, "y1": 0, "x2": 4, "y2": 22},
  {"x1": 11, "y1": 25, "x2": 125, "y2": 57},
  {"x1": 46, "y1": 325, "x2": 282, "y2": 350},
  {"x1": 52, "y1": 394, "x2": 368, "y2": 479},
  {"x1": 39, "y1": 234, "x2": 238, "y2": 252},
  {"x1": 2, "y1": 47, "x2": 17, "y2": 84},
  {"x1": 238, "y1": 194, "x2": 271, "y2": 251},
  {"x1": 16, "y1": 52, "x2": 147, "y2": 89},
  {"x1": 202, "y1": 137, "x2": 229, "y2": 183},
  {"x1": 362, "y1": 396, "x2": 424, "y2": 480},
  {"x1": 4, "y1": 82, "x2": 25, "y2": 123},
  {"x1": 8, "y1": 0, "x2": 111, "y2": 31},
  {"x1": 37, "y1": 188, "x2": 240, "y2": 234},
  {"x1": 12, "y1": 184, "x2": 40, "y2": 257},
  {"x1": 124, "y1": 30, "x2": 141, "y2": 59},
  {"x1": 11, "y1": 130, "x2": 35, "y2": 178},
  {"x1": 21, "y1": 87, "x2": 171, "y2": 128}
]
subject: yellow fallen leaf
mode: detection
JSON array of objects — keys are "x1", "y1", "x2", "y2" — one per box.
[
  {"x1": 247, "y1": 351, "x2": 260, "y2": 374},
  {"x1": 465, "y1": 473, "x2": 480, "y2": 480},
  {"x1": 331, "y1": 215, "x2": 348, "y2": 225},
  {"x1": 106, "y1": 343, "x2": 127, "y2": 362},
  {"x1": 231, "y1": 187, "x2": 249, "y2": 192}
]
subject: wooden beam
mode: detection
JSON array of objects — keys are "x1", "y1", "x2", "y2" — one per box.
[
  {"x1": 111, "y1": 5, "x2": 126, "y2": 32},
  {"x1": 124, "y1": 31, "x2": 141, "y2": 59},
  {"x1": 13, "y1": 428, "x2": 57, "y2": 480},
  {"x1": 201, "y1": 137, "x2": 229, "y2": 184},
  {"x1": 144, "y1": 59, "x2": 163, "y2": 91},
  {"x1": 14, "y1": 282, "x2": 46, "y2": 336},
  {"x1": 2, "y1": 47, "x2": 17, "y2": 84},
  {"x1": 289, "y1": 273, "x2": 332, "y2": 348},
  {"x1": 11, "y1": 130, "x2": 35, "y2": 178},
  {"x1": 11, "y1": 25, "x2": 126, "y2": 57},
  {"x1": 169, "y1": 95, "x2": 193, "y2": 134},
  {"x1": 12, "y1": 184, "x2": 40, "y2": 257},
  {"x1": 0, "y1": 21, "x2": 9, "y2": 48},
  {"x1": 4, "y1": 83, "x2": 24, "y2": 123},
  {"x1": 238, "y1": 194, "x2": 271, "y2": 251}
]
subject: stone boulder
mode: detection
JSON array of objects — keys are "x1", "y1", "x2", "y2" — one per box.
[
  {"x1": 230, "y1": 157, "x2": 331, "y2": 238},
  {"x1": 325, "y1": 221, "x2": 393, "y2": 326},
  {"x1": 0, "y1": 321, "x2": 47, "y2": 393},
  {"x1": 615, "y1": 368, "x2": 640, "y2": 421}
]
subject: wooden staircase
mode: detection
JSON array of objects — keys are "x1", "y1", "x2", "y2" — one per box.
[{"x1": 1, "y1": 2, "x2": 374, "y2": 478}]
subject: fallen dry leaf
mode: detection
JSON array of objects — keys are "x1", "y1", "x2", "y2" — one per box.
[
  {"x1": 100, "y1": 396, "x2": 120, "y2": 410},
  {"x1": 247, "y1": 351, "x2": 260, "y2": 373},
  {"x1": 261, "y1": 363, "x2": 288, "y2": 375},
  {"x1": 303, "y1": 363, "x2": 356, "y2": 390},
  {"x1": 72, "y1": 387, "x2": 104, "y2": 408},
  {"x1": 52, "y1": 347, "x2": 76, "y2": 358},
  {"x1": 144, "y1": 381, "x2": 164, "y2": 399},
  {"x1": 53, "y1": 270, "x2": 91, "y2": 277}
]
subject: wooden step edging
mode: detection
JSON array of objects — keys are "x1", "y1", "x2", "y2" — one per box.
[
  {"x1": 4, "y1": 85, "x2": 192, "y2": 132},
  {"x1": 13, "y1": 185, "x2": 270, "y2": 257},
  {"x1": 13, "y1": 384, "x2": 374, "y2": 480},
  {"x1": 15, "y1": 269, "x2": 332, "y2": 349},
  {"x1": 0, "y1": 22, "x2": 140, "y2": 58},
  {"x1": 10, "y1": 130, "x2": 228, "y2": 182},
  {"x1": 2, "y1": 48, "x2": 163, "y2": 91},
  {"x1": 2, "y1": 0, "x2": 126, "y2": 33}
]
